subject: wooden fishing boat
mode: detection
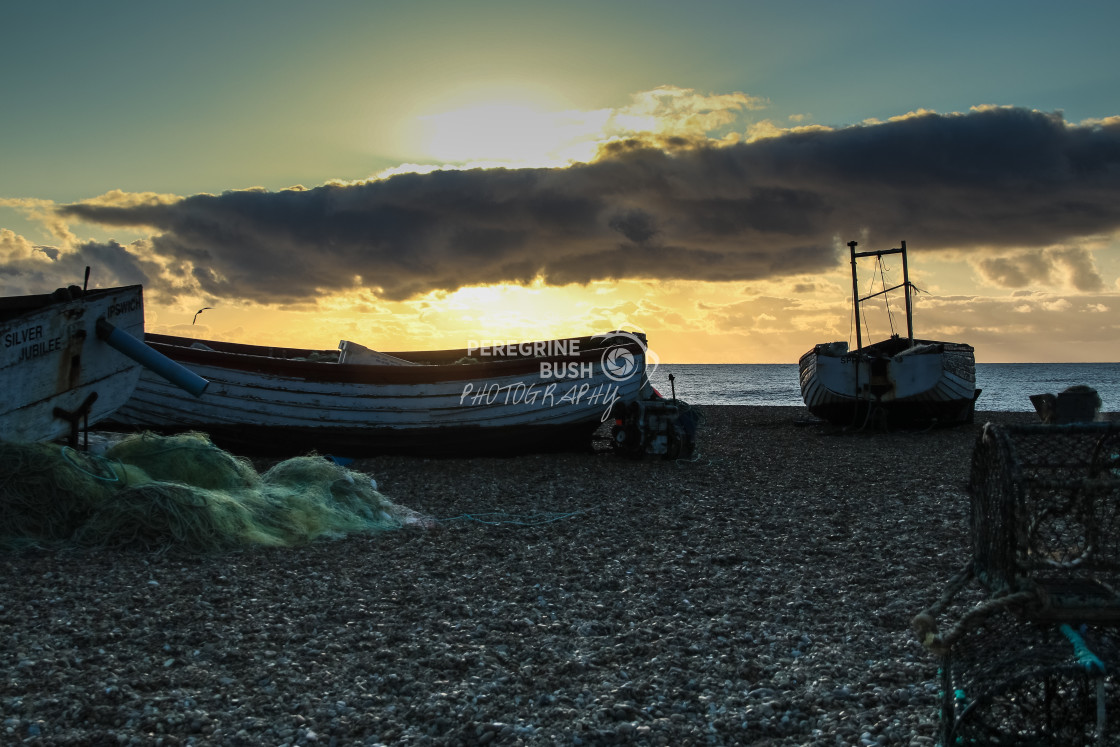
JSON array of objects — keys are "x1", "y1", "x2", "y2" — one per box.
[
  {"x1": 1, "y1": 284, "x2": 147, "y2": 443},
  {"x1": 799, "y1": 241, "x2": 979, "y2": 428},
  {"x1": 107, "y1": 331, "x2": 654, "y2": 455}
]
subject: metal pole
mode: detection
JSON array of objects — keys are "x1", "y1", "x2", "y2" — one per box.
[
  {"x1": 900, "y1": 240, "x2": 914, "y2": 345},
  {"x1": 849, "y1": 241, "x2": 862, "y2": 352},
  {"x1": 849, "y1": 240, "x2": 862, "y2": 423}
]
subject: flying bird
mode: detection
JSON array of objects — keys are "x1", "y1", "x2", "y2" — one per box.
[{"x1": 192, "y1": 307, "x2": 214, "y2": 325}]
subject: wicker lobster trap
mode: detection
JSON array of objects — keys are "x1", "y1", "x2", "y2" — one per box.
[
  {"x1": 937, "y1": 615, "x2": 1120, "y2": 745},
  {"x1": 915, "y1": 421, "x2": 1120, "y2": 743},
  {"x1": 969, "y1": 422, "x2": 1120, "y2": 620}
]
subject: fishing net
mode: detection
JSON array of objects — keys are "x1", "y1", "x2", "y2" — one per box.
[
  {"x1": 104, "y1": 431, "x2": 259, "y2": 490},
  {"x1": 0, "y1": 443, "x2": 118, "y2": 547},
  {"x1": 0, "y1": 432, "x2": 417, "y2": 552},
  {"x1": 261, "y1": 456, "x2": 402, "y2": 536},
  {"x1": 72, "y1": 482, "x2": 280, "y2": 553}
]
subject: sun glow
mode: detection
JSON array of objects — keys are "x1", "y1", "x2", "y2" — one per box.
[
  {"x1": 408, "y1": 86, "x2": 766, "y2": 169},
  {"x1": 424, "y1": 283, "x2": 598, "y2": 341},
  {"x1": 418, "y1": 101, "x2": 609, "y2": 166}
]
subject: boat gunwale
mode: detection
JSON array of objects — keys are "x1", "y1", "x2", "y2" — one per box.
[
  {"x1": 0, "y1": 284, "x2": 144, "y2": 321},
  {"x1": 799, "y1": 337, "x2": 976, "y2": 366},
  {"x1": 142, "y1": 332, "x2": 649, "y2": 386}
]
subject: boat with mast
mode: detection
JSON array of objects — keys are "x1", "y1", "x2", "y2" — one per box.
[{"x1": 798, "y1": 240, "x2": 979, "y2": 428}]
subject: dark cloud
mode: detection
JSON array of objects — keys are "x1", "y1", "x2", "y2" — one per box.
[
  {"x1": 975, "y1": 252, "x2": 1053, "y2": 288},
  {"x1": 56, "y1": 107, "x2": 1120, "y2": 303},
  {"x1": 1052, "y1": 247, "x2": 1106, "y2": 291},
  {"x1": 975, "y1": 245, "x2": 1105, "y2": 290}
]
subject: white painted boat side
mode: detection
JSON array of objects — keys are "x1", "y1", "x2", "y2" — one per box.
[
  {"x1": 112, "y1": 351, "x2": 646, "y2": 431},
  {"x1": 799, "y1": 344, "x2": 976, "y2": 411},
  {"x1": 0, "y1": 286, "x2": 145, "y2": 443},
  {"x1": 812, "y1": 350, "x2": 948, "y2": 401}
]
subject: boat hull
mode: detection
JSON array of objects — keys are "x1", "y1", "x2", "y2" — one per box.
[
  {"x1": 0, "y1": 285, "x2": 145, "y2": 443},
  {"x1": 799, "y1": 338, "x2": 978, "y2": 427},
  {"x1": 108, "y1": 332, "x2": 651, "y2": 456}
]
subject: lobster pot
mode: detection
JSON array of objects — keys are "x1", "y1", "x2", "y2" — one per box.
[
  {"x1": 939, "y1": 616, "x2": 1120, "y2": 744},
  {"x1": 968, "y1": 423, "x2": 1120, "y2": 621}
]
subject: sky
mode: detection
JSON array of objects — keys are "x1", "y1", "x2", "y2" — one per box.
[{"x1": 3, "y1": 0, "x2": 1120, "y2": 363}]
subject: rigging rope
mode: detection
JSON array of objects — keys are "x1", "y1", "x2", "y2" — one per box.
[
  {"x1": 878, "y1": 256, "x2": 897, "y2": 336},
  {"x1": 437, "y1": 509, "x2": 590, "y2": 526},
  {"x1": 61, "y1": 446, "x2": 121, "y2": 482},
  {"x1": 848, "y1": 292, "x2": 856, "y2": 350},
  {"x1": 849, "y1": 254, "x2": 916, "y2": 348}
]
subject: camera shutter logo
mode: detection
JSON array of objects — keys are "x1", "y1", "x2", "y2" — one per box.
[{"x1": 602, "y1": 344, "x2": 637, "y2": 381}]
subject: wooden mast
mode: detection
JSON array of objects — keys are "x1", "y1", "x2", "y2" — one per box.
[{"x1": 848, "y1": 240, "x2": 863, "y2": 420}]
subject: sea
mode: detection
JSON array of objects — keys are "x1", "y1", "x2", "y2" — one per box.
[{"x1": 647, "y1": 363, "x2": 1120, "y2": 412}]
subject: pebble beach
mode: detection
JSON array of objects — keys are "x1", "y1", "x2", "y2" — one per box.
[{"x1": 0, "y1": 406, "x2": 1068, "y2": 745}]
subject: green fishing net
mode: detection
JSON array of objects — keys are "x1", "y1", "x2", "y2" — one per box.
[
  {"x1": 0, "y1": 432, "x2": 415, "y2": 552},
  {"x1": 104, "y1": 431, "x2": 259, "y2": 490},
  {"x1": 0, "y1": 443, "x2": 117, "y2": 547}
]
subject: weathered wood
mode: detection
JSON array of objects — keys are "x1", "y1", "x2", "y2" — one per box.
[{"x1": 0, "y1": 285, "x2": 145, "y2": 443}]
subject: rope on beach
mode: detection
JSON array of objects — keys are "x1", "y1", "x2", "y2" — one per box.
[
  {"x1": 437, "y1": 509, "x2": 591, "y2": 526},
  {"x1": 911, "y1": 562, "x2": 1042, "y2": 657},
  {"x1": 60, "y1": 446, "x2": 123, "y2": 482},
  {"x1": 672, "y1": 442, "x2": 710, "y2": 466}
]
